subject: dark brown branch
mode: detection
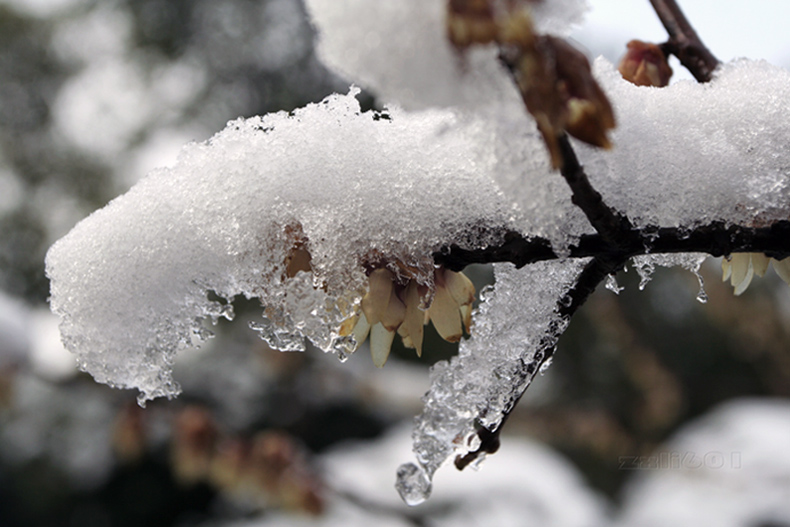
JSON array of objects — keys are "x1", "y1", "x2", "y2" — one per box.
[
  {"x1": 558, "y1": 134, "x2": 638, "y2": 248},
  {"x1": 649, "y1": 0, "x2": 720, "y2": 82},
  {"x1": 448, "y1": 217, "x2": 790, "y2": 469},
  {"x1": 437, "y1": 220, "x2": 790, "y2": 272}
]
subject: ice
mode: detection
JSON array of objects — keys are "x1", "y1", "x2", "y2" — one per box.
[
  {"x1": 631, "y1": 254, "x2": 708, "y2": 292},
  {"x1": 45, "y1": 0, "x2": 790, "y2": 503},
  {"x1": 46, "y1": 89, "x2": 514, "y2": 403},
  {"x1": 605, "y1": 273, "x2": 623, "y2": 294},
  {"x1": 398, "y1": 259, "x2": 590, "y2": 499},
  {"x1": 394, "y1": 462, "x2": 432, "y2": 506}
]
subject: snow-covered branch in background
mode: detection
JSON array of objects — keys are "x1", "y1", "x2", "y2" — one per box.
[{"x1": 45, "y1": 0, "x2": 790, "y2": 505}]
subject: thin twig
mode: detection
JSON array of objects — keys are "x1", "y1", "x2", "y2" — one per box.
[
  {"x1": 557, "y1": 134, "x2": 638, "y2": 249},
  {"x1": 649, "y1": 0, "x2": 720, "y2": 82},
  {"x1": 454, "y1": 254, "x2": 626, "y2": 469}
]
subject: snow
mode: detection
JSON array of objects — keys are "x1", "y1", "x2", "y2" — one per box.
[
  {"x1": 581, "y1": 58, "x2": 790, "y2": 231},
  {"x1": 226, "y1": 425, "x2": 607, "y2": 527},
  {"x1": 44, "y1": 0, "x2": 790, "y2": 504},
  {"x1": 46, "y1": 89, "x2": 514, "y2": 403},
  {"x1": 614, "y1": 398, "x2": 790, "y2": 527}
]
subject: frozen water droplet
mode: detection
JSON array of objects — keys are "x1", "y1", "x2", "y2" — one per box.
[
  {"x1": 605, "y1": 274, "x2": 623, "y2": 295},
  {"x1": 466, "y1": 432, "x2": 481, "y2": 451},
  {"x1": 696, "y1": 289, "x2": 708, "y2": 303},
  {"x1": 539, "y1": 356, "x2": 553, "y2": 375},
  {"x1": 479, "y1": 284, "x2": 495, "y2": 303},
  {"x1": 220, "y1": 303, "x2": 235, "y2": 321},
  {"x1": 631, "y1": 257, "x2": 656, "y2": 290},
  {"x1": 694, "y1": 272, "x2": 707, "y2": 303},
  {"x1": 395, "y1": 463, "x2": 432, "y2": 506}
]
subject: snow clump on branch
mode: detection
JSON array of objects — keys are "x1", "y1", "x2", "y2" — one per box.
[{"x1": 46, "y1": 0, "x2": 790, "y2": 505}]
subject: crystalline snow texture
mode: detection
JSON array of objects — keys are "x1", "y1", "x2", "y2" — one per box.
[
  {"x1": 306, "y1": 0, "x2": 790, "y2": 243},
  {"x1": 45, "y1": 91, "x2": 513, "y2": 402},
  {"x1": 398, "y1": 259, "x2": 589, "y2": 503},
  {"x1": 584, "y1": 58, "x2": 790, "y2": 230},
  {"x1": 475, "y1": 59, "x2": 790, "y2": 248}
]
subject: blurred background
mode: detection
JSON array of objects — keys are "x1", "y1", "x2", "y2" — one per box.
[{"x1": 1, "y1": 0, "x2": 789, "y2": 526}]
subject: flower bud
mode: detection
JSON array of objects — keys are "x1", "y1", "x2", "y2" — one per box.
[{"x1": 618, "y1": 40, "x2": 673, "y2": 87}]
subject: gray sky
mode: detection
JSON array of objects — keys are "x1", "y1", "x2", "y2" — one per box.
[{"x1": 573, "y1": 0, "x2": 790, "y2": 78}]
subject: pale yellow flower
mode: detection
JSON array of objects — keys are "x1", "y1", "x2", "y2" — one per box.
[
  {"x1": 722, "y1": 253, "x2": 790, "y2": 295},
  {"x1": 340, "y1": 267, "x2": 475, "y2": 367},
  {"x1": 281, "y1": 225, "x2": 475, "y2": 367}
]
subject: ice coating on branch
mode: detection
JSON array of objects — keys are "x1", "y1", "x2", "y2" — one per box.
[
  {"x1": 397, "y1": 259, "x2": 590, "y2": 504},
  {"x1": 45, "y1": 90, "x2": 513, "y2": 402},
  {"x1": 305, "y1": 0, "x2": 589, "y2": 111},
  {"x1": 631, "y1": 254, "x2": 708, "y2": 292}
]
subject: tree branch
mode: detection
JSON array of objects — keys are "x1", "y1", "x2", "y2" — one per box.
[
  {"x1": 446, "y1": 216, "x2": 790, "y2": 470},
  {"x1": 649, "y1": 0, "x2": 720, "y2": 82},
  {"x1": 454, "y1": 254, "x2": 626, "y2": 470},
  {"x1": 446, "y1": 0, "x2": 762, "y2": 474},
  {"x1": 437, "y1": 220, "x2": 790, "y2": 271},
  {"x1": 557, "y1": 134, "x2": 639, "y2": 249}
]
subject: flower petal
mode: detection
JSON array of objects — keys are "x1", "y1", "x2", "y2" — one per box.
[
  {"x1": 370, "y1": 322, "x2": 395, "y2": 368},
  {"x1": 722, "y1": 257, "x2": 732, "y2": 282},
  {"x1": 380, "y1": 287, "x2": 406, "y2": 331},
  {"x1": 350, "y1": 311, "x2": 371, "y2": 353},
  {"x1": 399, "y1": 281, "x2": 425, "y2": 357},
  {"x1": 361, "y1": 268, "x2": 393, "y2": 326},
  {"x1": 428, "y1": 283, "x2": 463, "y2": 343},
  {"x1": 444, "y1": 270, "x2": 475, "y2": 307},
  {"x1": 730, "y1": 253, "x2": 754, "y2": 296},
  {"x1": 772, "y1": 258, "x2": 790, "y2": 285},
  {"x1": 752, "y1": 253, "x2": 770, "y2": 277}
]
